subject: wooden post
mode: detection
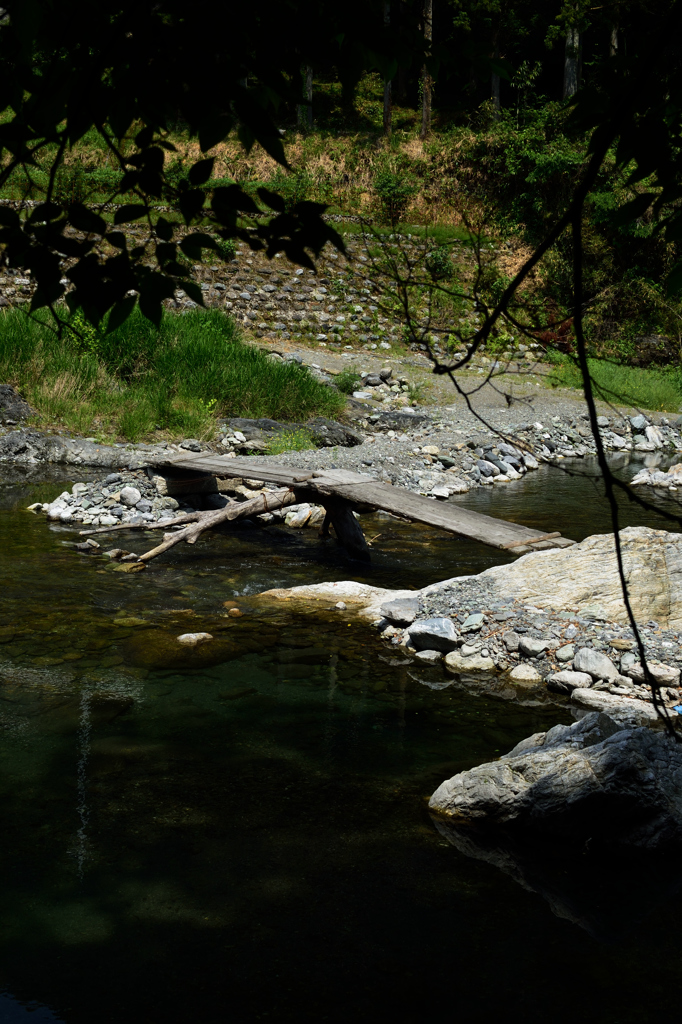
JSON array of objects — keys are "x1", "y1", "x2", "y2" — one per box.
[{"x1": 320, "y1": 498, "x2": 371, "y2": 562}]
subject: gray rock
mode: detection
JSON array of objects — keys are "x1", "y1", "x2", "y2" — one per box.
[
  {"x1": 0, "y1": 384, "x2": 34, "y2": 423},
  {"x1": 630, "y1": 414, "x2": 649, "y2": 433},
  {"x1": 408, "y1": 617, "x2": 459, "y2": 652},
  {"x1": 625, "y1": 662, "x2": 681, "y2": 686},
  {"x1": 444, "y1": 650, "x2": 496, "y2": 674},
  {"x1": 503, "y1": 630, "x2": 520, "y2": 652},
  {"x1": 461, "y1": 613, "x2": 485, "y2": 633},
  {"x1": 555, "y1": 643, "x2": 575, "y2": 662},
  {"x1": 509, "y1": 663, "x2": 542, "y2": 683},
  {"x1": 380, "y1": 597, "x2": 420, "y2": 626},
  {"x1": 119, "y1": 486, "x2": 142, "y2": 507},
  {"x1": 430, "y1": 711, "x2": 682, "y2": 848},
  {"x1": 573, "y1": 647, "x2": 619, "y2": 681},
  {"x1": 105, "y1": 473, "x2": 122, "y2": 485},
  {"x1": 180, "y1": 438, "x2": 203, "y2": 452},
  {"x1": 571, "y1": 688, "x2": 659, "y2": 727},
  {"x1": 546, "y1": 669, "x2": 593, "y2": 693},
  {"x1": 414, "y1": 649, "x2": 442, "y2": 663},
  {"x1": 518, "y1": 636, "x2": 549, "y2": 658}
]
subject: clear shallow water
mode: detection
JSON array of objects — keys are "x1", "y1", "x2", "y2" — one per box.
[{"x1": 1, "y1": 458, "x2": 681, "y2": 1024}]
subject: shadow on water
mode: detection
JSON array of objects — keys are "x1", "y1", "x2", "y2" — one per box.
[{"x1": 1, "y1": 457, "x2": 682, "y2": 1022}]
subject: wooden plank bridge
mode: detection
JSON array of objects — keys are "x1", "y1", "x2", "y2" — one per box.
[{"x1": 142, "y1": 451, "x2": 575, "y2": 562}]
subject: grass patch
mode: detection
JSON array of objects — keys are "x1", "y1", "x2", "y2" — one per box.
[
  {"x1": 265, "y1": 427, "x2": 316, "y2": 455},
  {"x1": 334, "y1": 368, "x2": 363, "y2": 394},
  {"x1": 0, "y1": 307, "x2": 344, "y2": 442},
  {"x1": 549, "y1": 355, "x2": 682, "y2": 412}
]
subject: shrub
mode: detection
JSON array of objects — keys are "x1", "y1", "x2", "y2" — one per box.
[
  {"x1": 373, "y1": 171, "x2": 417, "y2": 226},
  {"x1": 335, "y1": 368, "x2": 362, "y2": 394}
]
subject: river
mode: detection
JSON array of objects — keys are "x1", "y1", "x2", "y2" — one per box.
[{"x1": 0, "y1": 453, "x2": 680, "y2": 1023}]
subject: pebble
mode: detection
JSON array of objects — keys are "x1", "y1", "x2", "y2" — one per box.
[{"x1": 177, "y1": 632, "x2": 213, "y2": 645}]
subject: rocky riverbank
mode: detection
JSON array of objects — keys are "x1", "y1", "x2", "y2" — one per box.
[{"x1": 260, "y1": 527, "x2": 682, "y2": 724}]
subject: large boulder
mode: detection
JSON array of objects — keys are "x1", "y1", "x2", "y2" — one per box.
[
  {"x1": 421, "y1": 526, "x2": 682, "y2": 628},
  {"x1": 429, "y1": 712, "x2": 682, "y2": 849}
]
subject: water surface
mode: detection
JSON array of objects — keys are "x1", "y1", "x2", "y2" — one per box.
[{"x1": 1, "y1": 458, "x2": 680, "y2": 1023}]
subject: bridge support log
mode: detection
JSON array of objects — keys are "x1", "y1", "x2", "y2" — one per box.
[{"x1": 319, "y1": 497, "x2": 371, "y2": 562}]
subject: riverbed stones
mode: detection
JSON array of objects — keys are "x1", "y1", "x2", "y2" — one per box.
[
  {"x1": 177, "y1": 632, "x2": 213, "y2": 645},
  {"x1": 429, "y1": 712, "x2": 682, "y2": 849},
  {"x1": 119, "y1": 486, "x2": 142, "y2": 507},
  {"x1": 518, "y1": 636, "x2": 550, "y2": 658},
  {"x1": 407, "y1": 617, "x2": 459, "y2": 652},
  {"x1": 444, "y1": 650, "x2": 496, "y2": 673},
  {"x1": 546, "y1": 669, "x2": 593, "y2": 693},
  {"x1": 570, "y1": 688, "x2": 660, "y2": 726},
  {"x1": 380, "y1": 596, "x2": 419, "y2": 626},
  {"x1": 509, "y1": 663, "x2": 542, "y2": 684},
  {"x1": 573, "y1": 647, "x2": 620, "y2": 681},
  {"x1": 626, "y1": 662, "x2": 681, "y2": 685},
  {"x1": 555, "y1": 643, "x2": 575, "y2": 662}
]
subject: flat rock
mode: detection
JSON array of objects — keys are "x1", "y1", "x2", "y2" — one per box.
[
  {"x1": 408, "y1": 617, "x2": 459, "y2": 652},
  {"x1": 626, "y1": 662, "x2": 681, "y2": 686},
  {"x1": 380, "y1": 597, "x2": 420, "y2": 626},
  {"x1": 546, "y1": 669, "x2": 593, "y2": 693},
  {"x1": 413, "y1": 649, "x2": 442, "y2": 663},
  {"x1": 422, "y1": 527, "x2": 682, "y2": 629},
  {"x1": 573, "y1": 647, "x2": 619, "y2": 681},
  {"x1": 429, "y1": 711, "x2": 682, "y2": 848},
  {"x1": 570, "y1": 688, "x2": 659, "y2": 726},
  {"x1": 509, "y1": 663, "x2": 543, "y2": 684},
  {"x1": 445, "y1": 650, "x2": 496, "y2": 674}
]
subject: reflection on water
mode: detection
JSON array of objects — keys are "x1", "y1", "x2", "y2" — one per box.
[{"x1": 0, "y1": 458, "x2": 681, "y2": 1022}]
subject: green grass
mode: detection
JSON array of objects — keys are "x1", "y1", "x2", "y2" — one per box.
[
  {"x1": 265, "y1": 427, "x2": 316, "y2": 455},
  {"x1": 549, "y1": 354, "x2": 682, "y2": 412},
  {"x1": 0, "y1": 307, "x2": 344, "y2": 442}
]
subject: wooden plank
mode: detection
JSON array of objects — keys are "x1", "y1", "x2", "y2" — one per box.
[
  {"x1": 322, "y1": 480, "x2": 559, "y2": 550},
  {"x1": 148, "y1": 452, "x2": 574, "y2": 552}
]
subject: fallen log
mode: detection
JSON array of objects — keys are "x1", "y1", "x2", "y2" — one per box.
[{"x1": 79, "y1": 488, "x2": 298, "y2": 562}]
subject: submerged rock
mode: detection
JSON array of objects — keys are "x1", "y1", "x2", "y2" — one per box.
[{"x1": 429, "y1": 712, "x2": 682, "y2": 848}]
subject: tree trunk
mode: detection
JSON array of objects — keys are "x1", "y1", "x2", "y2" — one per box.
[
  {"x1": 610, "y1": 24, "x2": 619, "y2": 57},
  {"x1": 563, "y1": 27, "x2": 581, "y2": 99},
  {"x1": 298, "y1": 66, "x2": 313, "y2": 130},
  {"x1": 420, "y1": 0, "x2": 433, "y2": 139},
  {"x1": 383, "y1": 2, "x2": 392, "y2": 136}
]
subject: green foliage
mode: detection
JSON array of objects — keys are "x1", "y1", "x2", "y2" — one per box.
[
  {"x1": 373, "y1": 172, "x2": 418, "y2": 227},
  {"x1": 334, "y1": 368, "x2": 362, "y2": 394},
  {"x1": 549, "y1": 356, "x2": 682, "y2": 412},
  {"x1": 216, "y1": 237, "x2": 237, "y2": 261},
  {"x1": 426, "y1": 246, "x2": 454, "y2": 280},
  {"x1": 266, "y1": 427, "x2": 316, "y2": 454},
  {"x1": 266, "y1": 169, "x2": 313, "y2": 212},
  {"x1": 0, "y1": 308, "x2": 344, "y2": 441}
]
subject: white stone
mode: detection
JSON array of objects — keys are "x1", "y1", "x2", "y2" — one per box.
[
  {"x1": 177, "y1": 632, "x2": 213, "y2": 645},
  {"x1": 546, "y1": 669, "x2": 593, "y2": 691},
  {"x1": 509, "y1": 663, "x2": 542, "y2": 683},
  {"x1": 570, "y1": 688, "x2": 659, "y2": 726},
  {"x1": 445, "y1": 651, "x2": 496, "y2": 673}
]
